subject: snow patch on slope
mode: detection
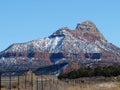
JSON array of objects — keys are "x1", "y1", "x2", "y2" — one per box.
[{"x1": 4, "y1": 36, "x2": 64, "y2": 53}]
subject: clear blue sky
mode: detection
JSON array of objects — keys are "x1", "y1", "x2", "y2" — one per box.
[{"x1": 0, "y1": 0, "x2": 120, "y2": 51}]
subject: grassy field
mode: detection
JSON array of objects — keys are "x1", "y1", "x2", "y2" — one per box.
[
  {"x1": 67, "y1": 81, "x2": 120, "y2": 90},
  {"x1": 1, "y1": 73, "x2": 120, "y2": 90},
  {"x1": 65, "y1": 76, "x2": 120, "y2": 90},
  {"x1": 1, "y1": 81, "x2": 120, "y2": 90}
]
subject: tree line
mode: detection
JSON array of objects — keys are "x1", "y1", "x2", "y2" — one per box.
[{"x1": 58, "y1": 65, "x2": 120, "y2": 79}]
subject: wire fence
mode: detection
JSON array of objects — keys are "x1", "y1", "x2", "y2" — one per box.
[
  {"x1": 1, "y1": 70, "x2": 120, "y2": 90},
  {"x1": 0, "y1": 71, "x2": 82, "y2": 90},
  {"x1": 0, "y1": 62, "x2": 73, "y2": 90}
]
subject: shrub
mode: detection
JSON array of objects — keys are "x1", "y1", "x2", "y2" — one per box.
[{"x1": 58, "y1": 65, "x2": 120, "y2": 79}]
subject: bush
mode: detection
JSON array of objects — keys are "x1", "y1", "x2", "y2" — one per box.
[{"x1": 58, "y1": 65, "x2": 120, "y2": 79}]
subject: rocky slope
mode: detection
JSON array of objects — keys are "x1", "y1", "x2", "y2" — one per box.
[{"x1": 0, "y1": 20, "x2": 120, "y2": 73}]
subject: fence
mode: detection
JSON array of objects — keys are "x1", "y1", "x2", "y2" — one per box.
[
  {"x1": 0, "y1": 62, "x2": 92, "y2": 90},
  {"x1": 0, "y1": 70, "x2": 86, "y2": 90},
  {"x1": 0, "y1": 71, "x2": 52, "y2": 90},
  {"x1": 0, "y1": 62, "x2": 72, "y2": 90}
]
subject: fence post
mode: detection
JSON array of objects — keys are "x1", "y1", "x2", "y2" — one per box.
[
  {"x1": 36, "y1": 76, "x2": 38, "y2": 90},
  {"x1": 0, "y1": 72, "x2": 1, "y2": 90},
  {"x1": 18, "y1": 75, "x2": 20, "y2": 90},
  {"x1": 25, "y1": 74, "x2": 27, "y2": 89},
  {"x1": 41, "y1": 75, "x2": 43, "y2": 90},
  {"x1": 31, "y1": 72, "x2": 33, "y2": 90},
  {"x1": 9, "y1": 72, "x2": 11, "y2": 90}
]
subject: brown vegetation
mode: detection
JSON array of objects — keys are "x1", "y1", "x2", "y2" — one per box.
[{"x1": 1, "y1": 71, "x2": 120, "y2": 90}]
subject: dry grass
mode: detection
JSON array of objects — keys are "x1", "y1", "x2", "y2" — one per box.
[
  {"x1": 1, "y1": 81, "x2": 120, "y2": 90},
  {"x1": 67, "y1": 82, "x2": 120, "y2": 90},
  {"x1": 1, "y1": 72, "x2": 120, "y2": 90}
]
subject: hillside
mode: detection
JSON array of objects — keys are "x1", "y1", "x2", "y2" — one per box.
[{"x1": 0, "y1": 20, "x2": 120, "y2": 74}]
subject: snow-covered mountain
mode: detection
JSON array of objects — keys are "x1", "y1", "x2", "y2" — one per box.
[{"x1": 0, "y1": 20, "x2": 120, "y2": 72}]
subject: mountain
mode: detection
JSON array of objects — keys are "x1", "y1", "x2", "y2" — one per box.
[{"x1": 0, "y1": 20, "x2": 120, "y2": 73}]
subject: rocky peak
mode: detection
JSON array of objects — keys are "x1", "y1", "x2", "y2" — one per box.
[
  {"x1": 0, "y1": 20, "x2": 120, "y2": 73},
  {"x1": 75, "y1": 20, "x2": 106, "y2": 42},
  {"x1": 76, "y1": 20, "x2": 97, "y2": 31},
  {"x1": 49, "y1": 27, "x2": 72, "y2": 38},
  {"x1": 50, "y1": 20, "x2": 107, "y2": 42}
]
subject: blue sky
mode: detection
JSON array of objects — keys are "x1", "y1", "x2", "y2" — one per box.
[{"x1": 0, "y1": 0, "x2": 120, "y2": 51}]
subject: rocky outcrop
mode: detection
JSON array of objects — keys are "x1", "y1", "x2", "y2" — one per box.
[
  {"x1": 75, "y1": 21, "x2": 106, "y2": 42},
  {"x1": 0, "y1": 20, "x2": 120, "y2": 72}
]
